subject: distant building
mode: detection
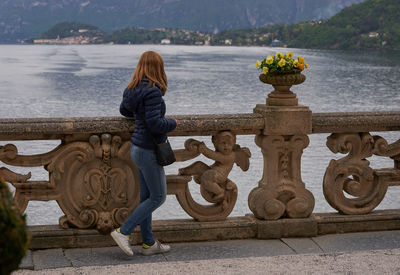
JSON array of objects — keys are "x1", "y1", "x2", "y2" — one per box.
[
  {"x1": 369, "y1": 32, "x2": 379, "y2": 38},
  {"x1": 33, "y1": 36, "x2": 98, "y2": 44},
  {"x1": 271, "y1": 39, "x2": 282, "y2": 47},
  {"x1": 224, "y1": 39, "x2": 232, "y2": 45},
  {"x1": 33, "y1": 39, "x2": 56, "y2": 44},
  {"x1": 161, "y1": 39, "x2": 171, "y2": 45},
  {"x1": 309, "y1": 20, "x2": 323, "y2": 25}
]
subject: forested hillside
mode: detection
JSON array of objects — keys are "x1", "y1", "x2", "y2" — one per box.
[
  {"x1": 213, "y1": 0, "x2": 400, "y2": 50},
  {"x1": 288, "y1": 0, "x2": 400, "y2": 49},
  {"x1": 39, "y1": 22, "x2": 103, "y2": 39}
]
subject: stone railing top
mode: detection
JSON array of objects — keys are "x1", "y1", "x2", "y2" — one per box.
[
  {"x1": 312, "y1": 111, "x2": 400, "y2": 133},
  {"x1": 0, "y1": 111, "x2": 399, "y2": 140},
  {"x1": 0, "y1": 114, "x2": 265, "y2": 140}
]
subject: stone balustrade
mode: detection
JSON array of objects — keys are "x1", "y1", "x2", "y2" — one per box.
[{"x1": 1, "y1": 109, "x2": 400, "y2": 237}]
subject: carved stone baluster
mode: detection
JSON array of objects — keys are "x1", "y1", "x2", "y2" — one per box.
[
  {"x1": 249, "y1": 94, "x2": 314, "y2": 220},
  {"x1": 249, "y1": 134, "x2": 314, "y2": 219}
]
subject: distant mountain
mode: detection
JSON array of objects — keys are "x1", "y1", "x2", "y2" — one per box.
[
  {"x1": 0, "y1": 0, "x2": 366, "y2": 43},
  {"x1": 211, "y1": 0, "x2": 400, "y2": 50}
]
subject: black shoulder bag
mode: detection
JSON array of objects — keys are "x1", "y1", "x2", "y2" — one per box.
[{"x1": 143, "y1": 120, "x2": 176, "y2": 166}]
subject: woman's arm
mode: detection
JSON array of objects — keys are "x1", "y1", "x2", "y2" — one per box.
[
  {"x1": 144, "y1": 87, "x2": 177, "y2": 134},
  {"x1": 119, "y1": 88, "x2": 135, "y2": 118}
]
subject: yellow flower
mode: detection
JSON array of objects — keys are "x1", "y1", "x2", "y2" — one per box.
[
  {"x1": 256, "y1": 52, "x2": 309, "y2": 75},
  {"x1": 266, "y1": 56, "x2": 273, "y2": 65}
]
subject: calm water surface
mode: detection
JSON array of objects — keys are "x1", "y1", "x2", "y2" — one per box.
[{"x1": 0, "y1": 45, "x2": 399, "y2": 225}]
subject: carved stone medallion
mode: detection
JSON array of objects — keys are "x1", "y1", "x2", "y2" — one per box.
[{"x1": 48, "y1": 134, "x2": 139, "y2": 234}]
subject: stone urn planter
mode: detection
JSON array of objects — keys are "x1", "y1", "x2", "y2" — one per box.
[{"x1": 259, "y1": 71, "x2": 306, "y2": 106}]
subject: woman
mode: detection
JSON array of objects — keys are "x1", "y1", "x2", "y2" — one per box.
[{"x1": 111, "y1": 51, "x2": 177, "y2": 256}]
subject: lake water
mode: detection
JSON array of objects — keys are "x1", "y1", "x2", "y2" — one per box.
[{"x1": 1, "y1": 44, "x2": 400, "y2": 225}]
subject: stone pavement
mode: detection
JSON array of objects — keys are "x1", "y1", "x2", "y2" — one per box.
[{"x1": 14, "y1": 230, "x2": 400, "y2": 274}]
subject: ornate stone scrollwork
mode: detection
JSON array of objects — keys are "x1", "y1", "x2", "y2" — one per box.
[
  {"x1": 373, "y1": 136, "x2": 400, "y2": 162},
  {"x1": 2, "y1": 133, "x2": 137, "y2": 234},
  {"x1": 171, "y1": 131, "x2": 251, "y2": 221},
  {"x1": 322, "y1": 132, "x2": 400, "y2": 215},
  {"x1": 47, "y1": 134, "x2": 139, "y2": 234},
  {"x1": 248, "y1": 134, "x2": 315, "y2": 220},
  {"x1": 0, "y1": 143, "x2": 65, "y2": 213}
]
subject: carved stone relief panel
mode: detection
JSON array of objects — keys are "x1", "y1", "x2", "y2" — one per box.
[
  {"x1": 173, "y1": 131, "x2": 251, "y2": 221},
  {"x1": 51, "y1": 134, "x2": 139, "y2": 234},
  {"x1": 0, "y1": 134, "x2": 139, "y2": 234},
  {"x1": 1, "y1": 130, "x2": 250, "y2": 229}
]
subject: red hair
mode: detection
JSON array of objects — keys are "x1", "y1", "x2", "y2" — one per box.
[{"x1": 127, "y1": 51, "x2": 168, "y2": 94}]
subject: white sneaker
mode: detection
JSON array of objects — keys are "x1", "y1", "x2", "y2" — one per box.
[
  {"x1": 111, "y1": 229, "x2": 133, "y2": 256},
  {"x1": 141, "y1": 240, "x2": 171, "y2": 255}
]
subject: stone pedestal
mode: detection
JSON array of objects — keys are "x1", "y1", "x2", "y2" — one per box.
[
  {"x1": 254, "y1": 104, "x2": 311, "y2": 135},
  {"x1": 248, "y1": 84, "x2": 315, "y2": 220},
  {"x1": 266, "y1": 86, "x2": 298, "y2": 106}
]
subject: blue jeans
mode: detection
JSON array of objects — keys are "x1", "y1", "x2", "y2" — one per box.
[{"x1": 120, "y1": 144, "x2": 167, "y2": 245}]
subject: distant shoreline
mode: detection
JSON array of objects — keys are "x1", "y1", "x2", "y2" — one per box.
[{"x1": 2, "y1": 43, "x2": 399, "y2": 53}]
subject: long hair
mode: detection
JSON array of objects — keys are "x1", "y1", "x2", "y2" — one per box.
[{"x1": 127, "y1": 51, "x2": 168, "y2": 94}]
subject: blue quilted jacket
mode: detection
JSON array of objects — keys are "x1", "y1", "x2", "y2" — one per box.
[{"x1": 119, "y1": 79, "x2": 177, "y2": 150}]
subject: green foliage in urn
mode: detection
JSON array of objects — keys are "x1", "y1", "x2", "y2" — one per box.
[{"x1": 0, "y1": 180, "x2": 30, "y2": 275}]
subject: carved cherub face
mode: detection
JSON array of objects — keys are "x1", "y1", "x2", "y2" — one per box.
[{"x1": 213, "y1": 132, "x2": 235, "y2": 155}]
